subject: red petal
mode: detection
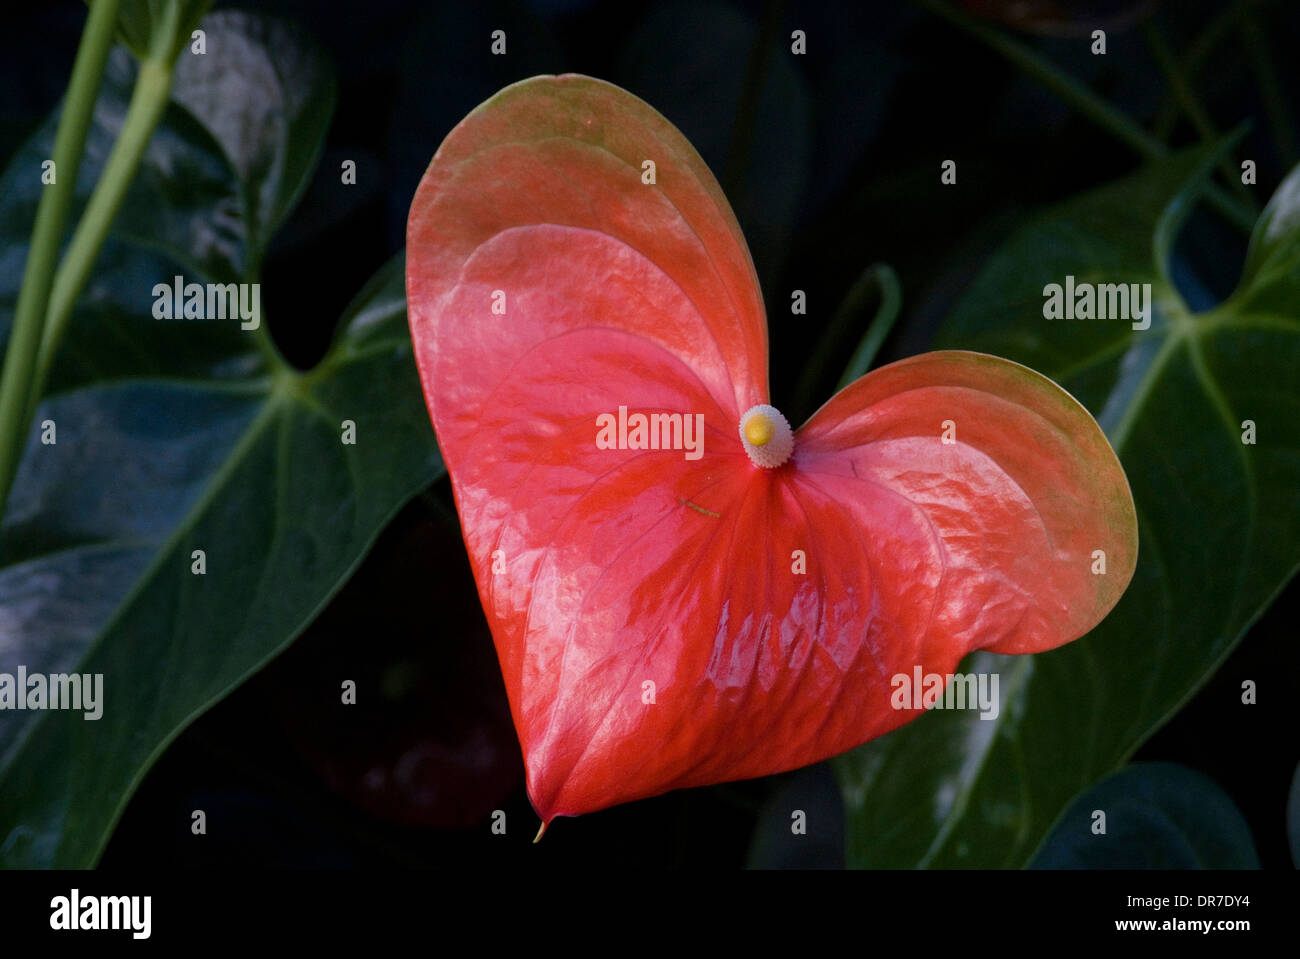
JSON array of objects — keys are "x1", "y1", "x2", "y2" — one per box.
[
  {"x1": 406, "y1": 74, "x2": 769, "y2": 427},
  {"x1": 407, "y1": 76, "x2": 1137, "y2": 824},
  {"x1": 797, "y1": 351, "x2": 1138, "y2": 659}
]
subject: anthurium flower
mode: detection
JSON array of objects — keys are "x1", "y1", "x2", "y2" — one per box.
[{"x1": 406, "y1": 75, "x2": 1138, "y2": 830}]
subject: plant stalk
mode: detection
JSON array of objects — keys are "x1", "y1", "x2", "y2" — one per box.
[
  {"x1": 0, "y1": 0, "x2": 125, "y2": 527},
  {"x1": 34, "y1": 56, "x2": 175, "y2": 400},
  {"x1": 1153, "y1": 0, "x2": 1249, "y2": 140},
  {"x1": 1238, "y1": 7, "x2": 1298, "y2": 167},
  {"x1": 837, "y1": 264, "x2": 903, "y2": 390},
  {"x1": 1143, "y1": 19, "x2": 1257, "y2": 212},
  {"x1": 910, "y1": 0, "x2": 1257, "y2": 232},
  {"x1": 792, "y1": 262, "x2": 902, "y2": 421}
]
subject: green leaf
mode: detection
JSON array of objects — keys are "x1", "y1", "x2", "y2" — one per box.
[
  {"x1": 0, "y1": 60, "x2": 240, "y2": 396},
  {"x1": 1233, "y1": 154, "x2": 1300, "y2": 317},
  {"x1": 164, "y1": 10, "x2": 336, "y2": 275},
  {"x1": 1029, "y1": 763, "x2": 1259, "y2": 869},
  {"x1": 835, "y1": 144, "x2": 1300, "y2": 867},
  {"x1": 0, "y1": 14, "x2": 440, "y2": 867}
]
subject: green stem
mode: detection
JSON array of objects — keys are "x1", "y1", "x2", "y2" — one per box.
[
  {"x1": 1153, "y1": 0, "x2": 1248, "y2": 140},
  {"x1": 0, "y1": 0, "x2": 124, "y2": 526},
  {"x1": 34, "y1": 56, "x2": 175, "y2": 399},
  {"x1": 1143, "y1": 19, "x2": 1257, "y2": 211},
  {"x1": 910, "y1": 0, "x2": 1166, "y2": 159},
  {"x1": 1239, "y1": 7, "x2": 1298, "y2": 167},
  {"x1": 910, "y1": 0, "x2": 1257, "y2": 233},
  {"x1": 836, "y1": 264, "x2": 902, "y2": 390},
  {"x1": 792, "y1": 262, "x2": 901, "y2": 420}
]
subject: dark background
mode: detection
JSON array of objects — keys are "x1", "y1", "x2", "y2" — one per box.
[{"x1": 5, "y1": 0, "x2": 1297, "y2": 868}]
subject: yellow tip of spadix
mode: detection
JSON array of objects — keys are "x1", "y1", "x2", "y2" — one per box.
[
  {"x1": 744, "y1": 415, "x2": 775, "y2": 447},
  {"x1": 738, "y1": 404, "x2": 794, "y2": 469}
]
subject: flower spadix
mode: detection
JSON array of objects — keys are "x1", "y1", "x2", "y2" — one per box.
[
  {"x1": 406, "y1": 75, "x2": 1138, "y2": 830},
  {"x1": 739, "y1": 404, "x2": 794, "y2": 468}
]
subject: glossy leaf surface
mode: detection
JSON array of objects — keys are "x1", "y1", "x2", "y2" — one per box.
[
  {"x1": 836, "y1": 146, "x2": 1300, "y2": 867},
  {"x1": 0, "y1": 14, "x2": 441, "y2": 867}
]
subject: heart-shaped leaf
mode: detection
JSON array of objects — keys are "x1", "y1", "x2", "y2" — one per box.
[
  {"x1": 407, "y1": 75, "x2": 1135, "y2": 826},
  {"x1": 835, "y1": 145, "x2": 1300, "y2": 867},
  {"x1": 1029, "y1": 763, "x2": 1259, "y2": 869},
  {"x1": 0, "y1": 14, "x2": 441, "y2": 867}
]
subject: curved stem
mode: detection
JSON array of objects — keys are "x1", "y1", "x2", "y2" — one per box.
[
  {"x1": 792, "y1": 261, "x2": 902, "y2": 421},
  {"x1": 1143, "y1": 19, "x2": 1256, "y2": 212},
  {"x1": 1239, "y1": 7, "x2": 1298, "y2": 167},
  {"x1": 0, "y1": 0, "x2": 124, "y2": 527},
  {"x1": 35, "y1": 57, "x2": 175, "y2": 400},
  {"x1": 910, "y1": 0, "x2": 1166, "y2": 159},
  {"x1": 836, "y1": 264, "x2": 903, "y2": 389},
  {"x1": 910, "y1": 0, "x2": 1256, "y2": 233},
  {"x1": 1153, "y1": 0, "x2": 1248, "y2": 140}
]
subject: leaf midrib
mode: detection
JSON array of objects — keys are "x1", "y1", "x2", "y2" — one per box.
[
  {"x1": 0, "y1": 388, "x2": 280, "y2": 776},
  {"x1": 919, "y1": 288, "x2": 1298, "y2": 866}
]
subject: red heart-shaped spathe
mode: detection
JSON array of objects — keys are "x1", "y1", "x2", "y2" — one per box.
[{"x1": 406, "y1": 75, "x2": 1137, "y2": 826}]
